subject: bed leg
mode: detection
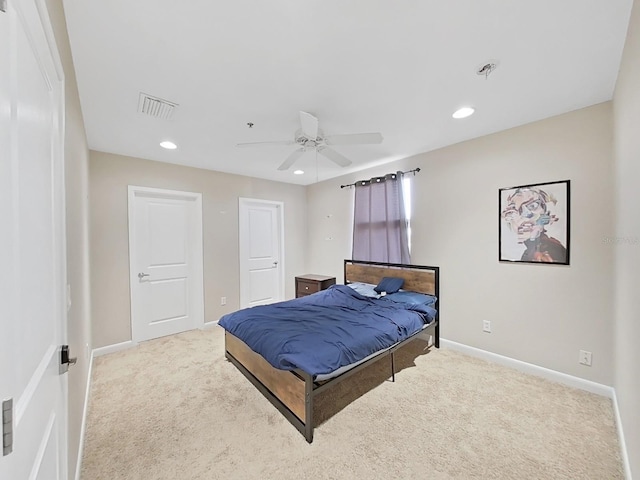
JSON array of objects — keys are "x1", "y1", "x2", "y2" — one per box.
[
  {"x1": 304, "y1": 375, "x2": 314, "y2": 443},
  {"x1": 390, "y1": 352, "x2": 395, "y2": 382}
]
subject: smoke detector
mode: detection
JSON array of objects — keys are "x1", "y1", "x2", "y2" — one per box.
[{"x1": 476, "y1": 60, "x2": 499, "y2": 78}]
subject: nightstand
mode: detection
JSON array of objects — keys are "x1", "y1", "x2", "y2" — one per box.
[{"x1": 295, "y1": 274, "x2": 336, "y2": 298}]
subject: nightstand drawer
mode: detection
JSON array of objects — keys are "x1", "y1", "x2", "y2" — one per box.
[
  {"x1": 295, "y1": 275, "x2": 336, "y2": 298},
  {"x1": 297, "y1": 280, "x2": 321, "y2": 296}
]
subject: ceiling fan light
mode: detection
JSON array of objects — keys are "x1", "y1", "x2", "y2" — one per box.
[
  {"x1": 293, "y1": 170, "x2": 304, "y2": 175},
  {"x1": 160, "y1": 140, "x2": 177, "y2": 150},
  {"x1": 452, "y1": 107, "x2": 475, "y2": 119}
]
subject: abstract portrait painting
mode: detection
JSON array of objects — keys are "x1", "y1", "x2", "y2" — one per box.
[{"x1": 499, "y1": 180, "x2": 570, "y2": 265}]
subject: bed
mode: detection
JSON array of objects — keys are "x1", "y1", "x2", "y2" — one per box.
[{"x1": 219, "y1": 259, "x2": 440, "y2": 442}]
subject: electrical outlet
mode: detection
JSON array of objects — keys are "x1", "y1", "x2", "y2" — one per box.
[
  {"x1": 579, "y1": 350, "x2": 592, "y2": 366},
  {"x1": 482, "y1": 320, "x2": 491, "y2": 333},
  {"x1": 221, "y1": 296, "x2": 227, "y2": 306}
]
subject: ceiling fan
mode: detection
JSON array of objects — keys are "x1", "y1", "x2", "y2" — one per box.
[{"x1": 236, "y1": 111, "x2": 383, "y2": 171}]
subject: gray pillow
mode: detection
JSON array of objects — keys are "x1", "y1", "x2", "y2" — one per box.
[{"x1": 346, "y1": 282, "x2": 380, "y2": 298}]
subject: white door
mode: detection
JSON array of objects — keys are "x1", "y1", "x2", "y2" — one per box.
[
  {"x1": 128, "y1": 186, "x2": 204, "y2": 343},
  {"x1": 239, "y1": 198, "x2": 284, "y2": 308},
  {"x1": 0, "y1": 1, "x2": 68, "y2": 479}
]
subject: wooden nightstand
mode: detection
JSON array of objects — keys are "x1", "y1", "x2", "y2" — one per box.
[{"x1": 295, "y1": 274, "x2": 336, "y2": 298}]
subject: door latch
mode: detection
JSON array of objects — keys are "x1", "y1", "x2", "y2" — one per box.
[
  {"x1": 60, "y1": 345, "x2": 77, "y2": 374},
  {"x1": 2, "y1": 399, "x2": 12, "y2": 456}
]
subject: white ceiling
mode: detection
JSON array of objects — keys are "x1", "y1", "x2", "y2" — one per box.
[{"x1": 63, "y1": 0, "x2": 633, "y2": 186}]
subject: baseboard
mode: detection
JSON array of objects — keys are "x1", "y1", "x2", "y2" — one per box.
[
  {"x1": 203, "y1": 320, "x2": 219, "y2": 330},
  {"x1": 440, "y1": 339, "x2": 614, "y2": 398},
  {"x1": 611, "y1": 390, "x2": 633, "y2": 480},
  {"x1": 92, "y1": 340, "x2": 137, "y2": 357},
  {"x1": 74, "y1": 350, "x2": 94, "y2": 480}
]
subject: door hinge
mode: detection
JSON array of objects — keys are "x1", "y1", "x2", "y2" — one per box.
[
  {"x1": 0, "y1": 0, "x2": 6, "y2": 13},
  {"x1": 2, "y1": 399, "x2": 13, "y2": 456}
]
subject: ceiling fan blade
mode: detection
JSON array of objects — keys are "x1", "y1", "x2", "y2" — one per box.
[
  {"x1": 299, "y1": 111, "x2": 319, "y2": 139},
  {"x1": 324, "y1": 132, "x2": 383, "y2": 145},
  {"x1": 317, "y1": 147, "x2": 352, "y2": 167},
  {"x1": 236, "y1": 140, "x2": 295, "y2": 147},
  {"x1": 277, "y1": 148, "x2": 305, "y2": 171}
]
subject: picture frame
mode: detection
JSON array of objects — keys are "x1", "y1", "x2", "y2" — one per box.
[{"x1": 499, "y1": 180, "x2": 570, "y2": 265}]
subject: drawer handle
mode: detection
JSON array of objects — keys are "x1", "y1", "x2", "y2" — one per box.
[{"x1": 305, "y1": 286, "x2": 309, "y2": 290}]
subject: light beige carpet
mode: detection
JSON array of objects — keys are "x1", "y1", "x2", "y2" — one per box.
[{"x1": 81, "y1": 327, "x2": 623, "y2": 480}]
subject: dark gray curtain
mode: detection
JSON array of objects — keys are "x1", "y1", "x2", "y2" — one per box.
[{"x1": 352, "y1": 172, "x2": 410, "y2": 264}]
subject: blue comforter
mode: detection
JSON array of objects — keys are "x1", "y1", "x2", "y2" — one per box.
[{"x1": 218, "y1": 284, "x2": 435, "y2": 377}]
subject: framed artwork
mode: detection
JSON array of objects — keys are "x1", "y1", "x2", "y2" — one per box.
[{"x1": 499, "y1": 180, "x2": 570, "y2": 265}]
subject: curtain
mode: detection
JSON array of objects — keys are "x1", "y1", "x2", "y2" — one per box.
[{"x1": 352, "y1": 172, "x2": 410, "y2": 264}]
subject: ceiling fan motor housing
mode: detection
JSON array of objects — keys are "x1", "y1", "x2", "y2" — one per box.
[{"x1": 295, "y1": 128, "x2": 324, "y2": 148}]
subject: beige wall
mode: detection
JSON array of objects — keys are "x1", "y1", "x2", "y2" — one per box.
[
  {"x1": 308, "y1": 103, "x2": 615, "y2": 385},
  {"x1": 89, "y1": 152, "x2": 307, "y2": 348},
  {"x1": 45, "y1": 1, "x2": 93, "y2": 479},
  {"x1": 613, "y1": 0, "x2": 640, "y2": 476}
]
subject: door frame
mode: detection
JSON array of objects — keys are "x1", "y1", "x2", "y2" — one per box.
[
  {"x1": 238, "y1": 197, "x2": 285, "y2": 309},
  {"x1": 127, "y1": 185, "x2": 205, "y2": 343}
]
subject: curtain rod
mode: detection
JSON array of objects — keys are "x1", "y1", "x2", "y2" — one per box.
[{"x1": 340, "y1": 168, "x2": 421, "y2": 189}]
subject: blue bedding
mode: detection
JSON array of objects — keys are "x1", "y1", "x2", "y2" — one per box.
[{"x1": 218, "y1": 284, "x2": 436, "y2": 377}]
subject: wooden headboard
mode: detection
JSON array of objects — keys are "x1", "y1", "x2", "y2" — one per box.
[{"x1": 343, "y1": 259, "x2": 439, "y2": 297}]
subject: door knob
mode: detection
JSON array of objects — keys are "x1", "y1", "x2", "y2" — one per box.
[
  {"x1": 138, "y1": 272, "x2": 150, "y2": 280},
  {"x1": 273, "y1": 261, "x2": 278, "y2": 267}
]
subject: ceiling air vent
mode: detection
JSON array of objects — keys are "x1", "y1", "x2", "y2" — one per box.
[{"x1": 137, "y1": 93, "x2": 178, "y2": 120}]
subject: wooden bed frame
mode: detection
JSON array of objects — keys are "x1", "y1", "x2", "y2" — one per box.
[{"x1": 224, "y1": 259, "x2": 440, "y2": 443}]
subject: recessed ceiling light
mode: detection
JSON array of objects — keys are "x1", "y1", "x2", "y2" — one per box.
[
  {"x1": 293, "y1": 170, "x2": 304, "y2": 175},
  {"x1": 160, "y1": 141, "x2": 177, "y2": 150},
  {"x1": 452, "y1": 107, "x2": 475, "y2": 119}
]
